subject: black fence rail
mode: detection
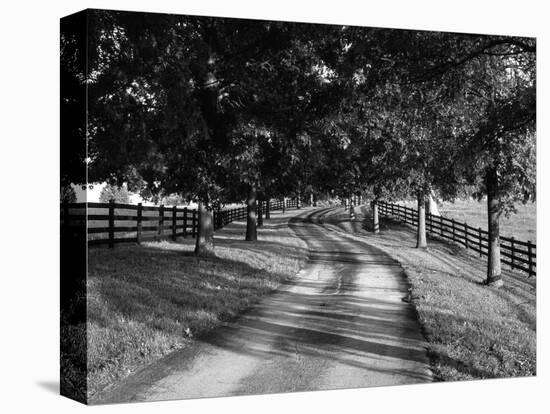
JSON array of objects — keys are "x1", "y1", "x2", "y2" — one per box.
[
  {"x1": 61, "y1": 198, "x2": 299, "y2": 248},
  {"x1": 376, "y1": 200, "x2": 536, "y2": 277}
]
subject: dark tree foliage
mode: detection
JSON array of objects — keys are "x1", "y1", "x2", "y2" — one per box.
[
  {"x1": 61, "y1": 10, "x2": 535, "y2": 278},
  {"x1": 60, "y1": 13, "x2": 87, "y2": 189},
  {"x1": 60, "y1": 185, "x2": 77, "y2": 203},
  {"x1": 339, "y1": 30, "x2": 535, "y2": 284}
]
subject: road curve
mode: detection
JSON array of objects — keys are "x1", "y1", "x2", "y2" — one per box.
[{"x1": 93, "y1": 208, "x2": 432, "y2": 404}]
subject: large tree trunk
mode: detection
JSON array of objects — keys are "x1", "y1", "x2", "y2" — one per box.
[
  {"x1": 486, "y1": 168, "x2": 503, "y2": 287},
  {"x1": 416, "y1": 193, "x2": 427, "y2": 248},
  {"x1": 372, "y1": 200, "x2": 379, "y2": 234},
  {"x1": 195, "y1": 200, "x2": 215, "y2": 256},
  {"x1": 194, "y1": 49, "x2": 218, "y2": 258},
  {"x1": 349, "y1": 196, "x2": 355, "y2": 219},
  {"x1": 310, "y1": 193, "x2": 314, "y2": 207},
  {"x1": 246, "y1": 187, "x2": 257, "y2": 241},
  {"x1": 257, "y1": 200, "x2": 263, "y2": 227},
  {"x1": 282, "y1": 197, "x2": 286, "y2": 214}
]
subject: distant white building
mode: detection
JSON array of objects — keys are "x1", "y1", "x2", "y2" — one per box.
[{"x1": 71, "y1": 182, "x2": 107, "y2": 203}]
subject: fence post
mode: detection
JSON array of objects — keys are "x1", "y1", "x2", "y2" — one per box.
[
  {"x1": 478, "y1": 227, "x2": 482, "y2": 257},
  {"x1": 451, "y1": 219, "x2": 456, "y2": 242},
  {"x1": 108, "y1": 199, "x2": 115, "y2": 248},
  {"x1": 257, "y1": 201, "x2": 263, "y2": 227},
  {"x1": 464, "y1": 222, "x2": 468, "y2": 250},
  {"x1": 192, "y1": 210, "x2": 197, "y2": 237},
  {"x1": 183, "y1": 208, "x2": 188, "y2": 238},
  {"x1": 158, "y1": 204, "x2": 164, "y2": 238},
  {"x1": 527, "y1": 240, "x2": 533, "y2": 276},
  {"x1": 213, "y1": 211, "x2": 217, "y2": 231},
  {"x1": 265, "y1": 199, "x2": 271, "y2": 219},
  {"x1": 440, "y1": 215, "x2": 444, "y2": 237},
  {"x1": 373, "y1": 200, "x2": 379, "y2": 234},
  {"x1": 172, "y1": 206, "x2": 177, "y2": 241},
  {"x1": 137, "y1": 202, "x2": 143, "y2": 244},
  {"x1": 510, "y1": 237, "x2": 515, "y2": 269}
]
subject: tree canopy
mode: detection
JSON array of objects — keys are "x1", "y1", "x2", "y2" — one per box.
[{"x1": 61, "y1": 10, "x2": 535, "y2": 279}]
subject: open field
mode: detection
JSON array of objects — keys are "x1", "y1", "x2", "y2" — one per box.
[
  {"x1": 85, "y1": 211, "x2": 309, "y2": 398},
  {"x1": 323, "y1": 206, "x2": 536, "y2": 382},
  {"x1": 398, "y1": 198, "x2": 536, "y2": 242}
]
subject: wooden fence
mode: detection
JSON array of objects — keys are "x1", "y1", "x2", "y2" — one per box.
[
  {"x1": 61, "y1": 198, "x2": 299, "y2": 248},
  {"x1": 376, "y1": 200, "x2": 536, "y2": 277}
]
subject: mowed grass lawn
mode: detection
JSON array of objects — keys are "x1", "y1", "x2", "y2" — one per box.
[
  {"x1": 87, "y1": 211, "x2": 308, "y2": 398},
  {"x1": 399, "y1": 198, "x2": 536, "y2": 242},
  {"x1": 326, "y1": 206, "x2": 535, "y2": 382}
]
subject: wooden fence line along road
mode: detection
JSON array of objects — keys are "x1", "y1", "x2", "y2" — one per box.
[
  {"x1": 61, "y1": 198, "x2": 299, "y2": 247},
  {"x1": 376, "y1": 201, "x2": 536, "y2": 278}
]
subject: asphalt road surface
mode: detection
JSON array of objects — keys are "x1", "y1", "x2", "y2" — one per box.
[{"x1": 93, "y1": 207, "x2": 432, "y2": 404}]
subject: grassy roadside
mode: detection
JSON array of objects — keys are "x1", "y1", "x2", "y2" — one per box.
[
  {"x1": 86, "y1": 210, "x2": 309, "y2": 398},
  {"x1": 324, "y1": 205, "x2": 536, "y2": 382}
]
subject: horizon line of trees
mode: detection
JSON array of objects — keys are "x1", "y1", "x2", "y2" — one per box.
[{"x1": 61, "y1": 10, "x2": 535, "y2": 288}]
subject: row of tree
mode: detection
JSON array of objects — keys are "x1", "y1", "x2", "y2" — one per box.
[{"x1": 61, "y1": 10, "x2": 535, "y2": 287}]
